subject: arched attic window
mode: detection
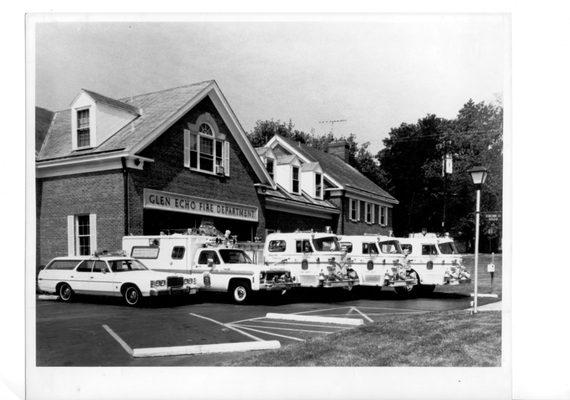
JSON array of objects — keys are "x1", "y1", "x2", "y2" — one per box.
[{"x1": 184, "y1": 114, "x2": 230, "y2": 176}]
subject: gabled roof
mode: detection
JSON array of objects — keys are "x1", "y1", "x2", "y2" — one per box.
[
  {"x1": 81, "y1": 89, "x2": 141, "y2": 115},
  {"x1": 262, "y1": 183, "x2": 340, "y2": 215},
  {"x1": 38, "y1": 80, "x2": 213, "y2": 160},
  {"x1": 301, "y1": 161, "x2": 322, "y2": 172},
  {"x1": 36, "y1": 80, "x2": 275, "y2": 187},
  {"x1": 270, "y1": 134, "x2": 398, "y2": 204},
  {"x1": 275, "y1": 154, "x2": 299, "y2": 165}
]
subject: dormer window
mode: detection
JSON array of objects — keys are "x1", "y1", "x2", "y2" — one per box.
[
  {"x1": 76, "y1": 108, "x2": 91, "y2": 148},
  {"x1": 292, "y1": 166, "x2": 300, "y2": 193},
  {"x1": 266, "y1": 158, "x2": 274, "y2": 180},
  {"x1": 315, "y1": 173, "x2": 322, "y2": 198},
  {"x1": 184, "y1": 114, "x2": 230, "y2": 176}
]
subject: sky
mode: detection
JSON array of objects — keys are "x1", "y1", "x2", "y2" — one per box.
[{"x1": 35, "y1": 16, "x2": 507, "y2": 153}]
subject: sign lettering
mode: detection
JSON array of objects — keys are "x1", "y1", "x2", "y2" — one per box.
[{"x1": 143, "y1": 189, "x2": 258, "y2": 222}]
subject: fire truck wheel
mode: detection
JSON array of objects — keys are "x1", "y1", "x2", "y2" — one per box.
[
  {"x1": 229, "y1": 280, "x2": 251, "y2": 304},
  {"x1": 394, "y1": 271, "x2": 420, "y2": 299},
  {"x1": 58, "y1": 283, "x2": 73, "y2": 302},
  {"x1": 123, "y1": 285, "x2": 143, "y2": 307}
]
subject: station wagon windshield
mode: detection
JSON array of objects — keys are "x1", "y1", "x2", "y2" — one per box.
[
  {"x1": 108, "y1": 259, "x2": 148, "y2": 272},
  {"x1": 218, "y1": 249, "x2": 253, "y2": 264},
  {"x1": 312, "y1": 236, "x2": 341, "y2": 252},
  {"x1": 438, "y1": 242, "x2": 458, "y2": 254},
  {"x1": 378, "y1": 240, "x2": 402, "y2": 254}
]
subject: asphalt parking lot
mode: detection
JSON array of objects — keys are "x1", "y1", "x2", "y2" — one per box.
[{"x1": 36, "y1": 286, "x2": 500, "y2": 366}]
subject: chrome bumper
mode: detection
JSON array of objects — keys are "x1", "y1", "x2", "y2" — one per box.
[{"x1": 149, "y1": 287, "x2": 197, "y2": 296}]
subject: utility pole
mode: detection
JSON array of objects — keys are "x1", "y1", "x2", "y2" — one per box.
[{"x1": 318, "y1": 119, "x2": 347, "y2": 135}]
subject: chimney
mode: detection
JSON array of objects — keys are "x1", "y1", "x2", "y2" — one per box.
[{"x1": 326, "y1": 140, "x2": 349, "y2": 162}]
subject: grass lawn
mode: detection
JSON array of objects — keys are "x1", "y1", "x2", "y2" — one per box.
[{"x1": 221, "y1": 310, "x2": 501, "y2": 367}]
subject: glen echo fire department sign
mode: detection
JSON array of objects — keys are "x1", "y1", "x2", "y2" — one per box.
[{"x1": 143, "y1": 188, "x2": 258, "y2": 222}]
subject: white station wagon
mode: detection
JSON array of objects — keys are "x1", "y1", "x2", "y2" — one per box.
[{"x1": 37, "y1": 254, "x2": 198, "y2": 306}]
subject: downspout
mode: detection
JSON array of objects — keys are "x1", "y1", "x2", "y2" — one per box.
[
  {"x1": 121, "y1": 157, "x2": 129, "y2": 236},
  {"x1": 340, "y1": 190, "x2": 345, "y2": 234}
]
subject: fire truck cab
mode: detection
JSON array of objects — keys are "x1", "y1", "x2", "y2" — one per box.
[
  {"x1": 122, "y1": 233, "x2": 297, "y2": 304},
  {"x1": 337, "y1": 235, "x2": 417, "y2": 296},
  {"x1": 396, "y1": 233, "x2": 471, "y2": 296},
  {"x1": 263, "y1": 232, "x2": 357, "y2": 289}
]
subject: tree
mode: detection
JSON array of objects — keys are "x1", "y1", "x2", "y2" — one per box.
[{"x1": 377, "y1": 99, "x2": 503, "y2": 252}]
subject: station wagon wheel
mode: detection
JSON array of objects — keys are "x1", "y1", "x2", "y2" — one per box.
[
  {"x1": 230, "y1": 281, "x2": 251, "y2": 304},
  {"x1": 58, "y1": 283, "x2": 73, "y2": 302},
  {"x1": 123, "y1": 285, "x2": 142, "y2": 307}
]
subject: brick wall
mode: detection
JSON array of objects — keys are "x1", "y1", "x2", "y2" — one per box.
[
  {"x1": 129, "y1": 96, "x2": 266, "y2": 238},
  {"x1": 36, "y1": 170, "x2": 124, "y2": 266}
]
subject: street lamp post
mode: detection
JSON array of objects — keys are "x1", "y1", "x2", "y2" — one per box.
[{"x1": 468, "y1": 166, "x2": 488, "y2": 314}]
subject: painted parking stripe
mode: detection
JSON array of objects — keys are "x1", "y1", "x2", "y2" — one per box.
[
  {"x1": 189, "y1": 312, "x2": 264, "y2": 342},
  {"x1": 350, "y1": 307, "x2": 374, "y2": 323},
  {"x1": 227, "y1": 316, "x2": 268, "y2": 325},
  {"x1": 229, "y1": 325, "x2": 306, "y2": 342},
  {"x1": 102, "y1": 324, "x2": 133, "y2": 356},
  {"x1": 236, "y1": 324, "x2": 337, "y2": 334}
]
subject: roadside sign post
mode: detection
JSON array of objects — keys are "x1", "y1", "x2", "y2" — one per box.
[{"x1": 487, "y1": 252, "x2": 496, "y2": 293}]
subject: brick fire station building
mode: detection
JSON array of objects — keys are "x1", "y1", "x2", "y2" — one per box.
[{"x1": 36, "y1": 80, "x2": 397, "y2": 266}]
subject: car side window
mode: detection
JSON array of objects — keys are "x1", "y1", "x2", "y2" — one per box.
[
  {"x1": 171, "y1": 246, "x2": 185, "y2": 260},
  {"x1": 422, "y1": 245, "x2": 438, "y2": 255},
  {"x1": 296, "y1": 240, "x2": 312, "y2": 253},
  {"x1": 76, "y1": 260, "x2": 92, "y2": 272},
  {"x1": 198, "y1": 250, "x2": 221, "y2": 265},
  {"x1": 362, "y1": 243, "x2": 379, "y2": 255},
  {"x1": 46, "y1": 260, "x2": 81, "y2": 270},
  {"x1": 92, "y1": 260, "x2": 109, "y2": 273},
  {"x1": 268, "y1": 240, "x2": 286, "y2": 252}
]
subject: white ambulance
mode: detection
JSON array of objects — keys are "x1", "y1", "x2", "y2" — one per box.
[
  {"x1": 122, "y1": 233, "x2": 297, "y2": 304},
  {"x1": 262, "y1": 232, "x2": 357, "y2": 289},
  {"x1": 396, "y1": 233, "x2": 471, "y2": 296},
  {"x1": 337, "y1": 235, "x2": 417, "y2": 296}
]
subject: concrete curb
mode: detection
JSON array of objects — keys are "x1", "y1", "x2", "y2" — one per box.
[
  {"x1": 132, "y1": 340, "x2": 281, "y2": 358},
  {"x1": 37, "y1": 295, "x2": 59, "y2": 301},
  {"x1": 266, "y1": 312, "x2": 364, "y2": 326}
]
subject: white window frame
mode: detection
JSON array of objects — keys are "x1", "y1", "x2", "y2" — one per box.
[
  {"x1": 266, "y1": 158, "x2": 275, "y2": 180},
  {"x1": 349, "y1": 198, "x2": 357, "y2": 221},
  {"x1": 380, "y1": 206, "x2": 387, "y2": 226},
  {"x1": 315, "y1": 172, "x2": 322, "y2": 199},
  {"x1": 184, "y1": 117, "x2": 230, "y2": 177},
  {"x1": 292, "y1": 166, "x2": 300, "y2": 194},
  {"x1": 68, "y1": 214, "x2": 97, "y2": 256},
  {"x1": 75, "y1": 107, "x2": 91, "y2": 149},
  {"x1": 365, "y1": 202, "x2": 373, "y2": 224}
]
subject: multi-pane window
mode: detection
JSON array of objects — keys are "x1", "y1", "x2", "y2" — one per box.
[
  {"x1": 76, "y1": 109, "x2": 90, "y2": 148},
  {"x1": 76, "y1": 215, "x2": 91, "y2": 255},
  {"x1": 349, "y1": 198, "x2": 359, "y2": 221},
  {"x1": 292, "y1": 166, "x2": 300, "y2": 193},
  {"x1": 380, "y1": 206, "x2": 387, "y2": 226},
  {"x1": 366, "y1": 203, "x2": 372, "y2": 223},
  {"x1": 315, "y1": 173, "x2": 322, "y2": 198},
  {"x1": 266, "y1": 158, "x2": 274, "y2": 180},
  {"x1": 189, "y1": 123, "x2": 225, "y2": 174}
]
